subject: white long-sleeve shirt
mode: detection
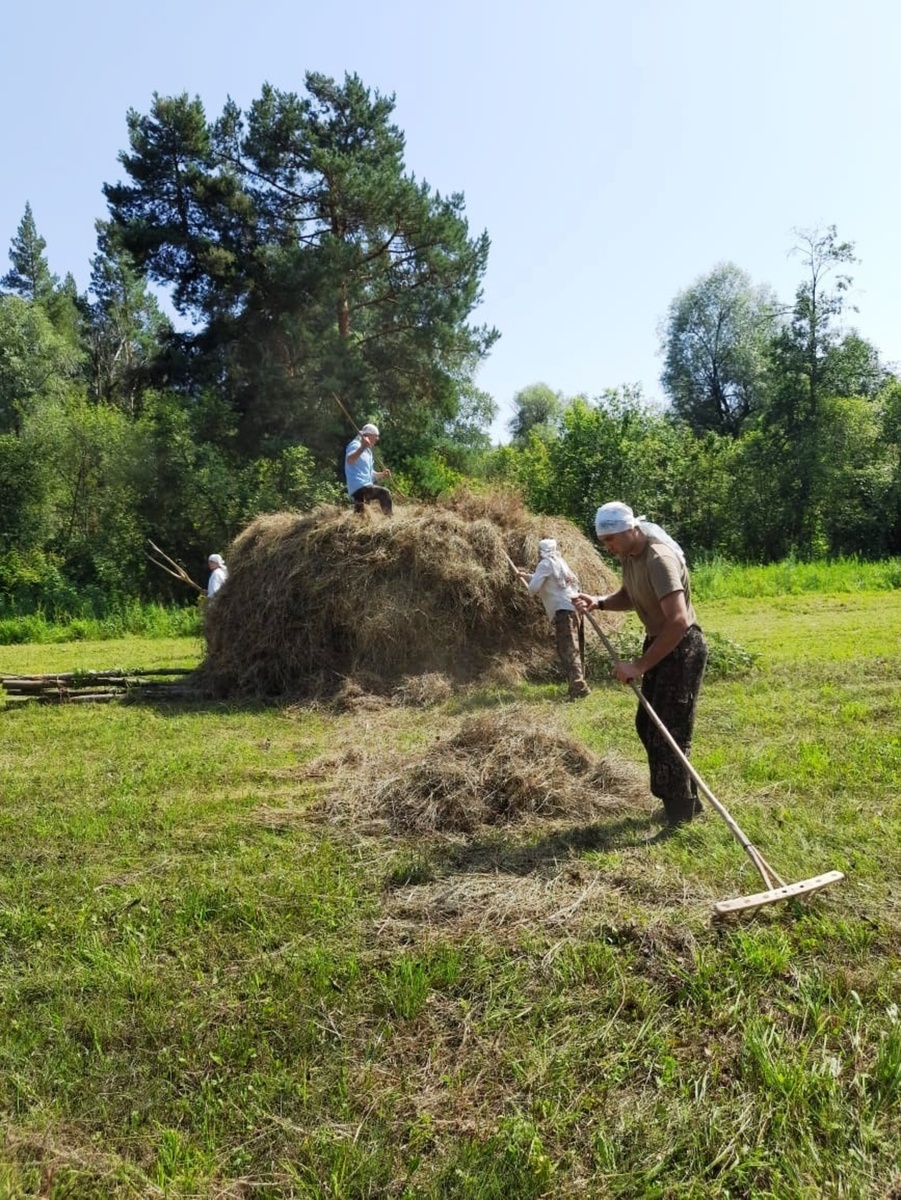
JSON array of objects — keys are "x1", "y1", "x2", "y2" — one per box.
[
  {"x1": 207, "y1": 566, "x2": 228, "y2": 598},
  {"x1": 527, "y1": 558, "x2": 578, "y2": 619}
]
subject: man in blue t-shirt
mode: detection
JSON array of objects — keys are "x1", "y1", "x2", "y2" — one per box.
[{"x1": 344, "y1": 423, "x2": 393, "y2": 516}]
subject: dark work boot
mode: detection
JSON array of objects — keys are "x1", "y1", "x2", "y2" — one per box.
[{"x1": 663, "y1": 796, "x2": 697, "y2": 826}]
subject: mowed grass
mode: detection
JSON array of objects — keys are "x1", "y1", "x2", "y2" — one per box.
[{"x1": 0, "y1": 574, "x2": 899, "y2": 1198}]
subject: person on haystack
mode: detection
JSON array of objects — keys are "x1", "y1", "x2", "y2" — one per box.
[
  {"x1": 573, "y1": 502, "x2": 708, "y2": 826},
  {"x1": 519, "y1": 538, "x2": 591, "y2": 701},
  {"x1": 206, "y1": 554, "x2": 228, "y2": 600},
  {"x1": 345, "y1": 423, "x2": 393, "y2": 516}
]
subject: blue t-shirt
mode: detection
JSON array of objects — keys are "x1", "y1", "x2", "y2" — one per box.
[{"x1": 345, "y1": 437, "x2": 374, "y2": 496}]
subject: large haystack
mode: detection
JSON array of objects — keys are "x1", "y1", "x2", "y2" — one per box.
[{"x1": 202, "y1": 490, "x2": 618, "y2": 698}]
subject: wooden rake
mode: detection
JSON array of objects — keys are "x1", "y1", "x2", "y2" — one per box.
[{"x1": 506, "y1": 553, "x2": 844, "y2": 915}]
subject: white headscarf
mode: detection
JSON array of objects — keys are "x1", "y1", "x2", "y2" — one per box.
[
  {"x1": 538, "y1": 538, "x2": 579, "y2": 589},
  {"x1": 594, "y1": 503, "x2": 685, "y2": 564}
]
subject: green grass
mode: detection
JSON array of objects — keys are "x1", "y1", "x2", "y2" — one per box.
[
  {"x1": 692, "y1": 554, "x2": 901, "y2": 600},
  {"x1": 0, "y1": 578, "x2": 900, "y2": 1197},
  {"x1": 0, "y1": 602, "x2": 202, "y2": 646}
]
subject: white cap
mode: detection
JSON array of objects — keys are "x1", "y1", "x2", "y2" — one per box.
[
  {"x1": 360, "y1": 423, "x2": 380, "y2": 437},
  {"x1": 538, "y1": 538, "x2": 557, "y2": 556},
  {"x1": 208, "y1": 553, "x2": 225, "y2": 568},
  {"x1": 594, "y1": 502, "x2": 639, "y2": 536}
]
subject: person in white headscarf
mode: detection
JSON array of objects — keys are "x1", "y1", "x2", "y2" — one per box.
[
  {"x1": 519, "y1": 538, "x2": 590, "y2": 700},
  {"x1": 207, "y1": 554, "x2": 228, "y2": 600},
  {"x1": 345, "y1": 422, "x2": 393, "y2": 516},
  {"x1": 573, "y1": 502, "x2": 708, "y2": 825}
]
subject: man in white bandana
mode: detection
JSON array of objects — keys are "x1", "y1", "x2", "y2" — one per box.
[
  {"x1": 345, "y1": 423, "x2": 393, "y2": 516},
  {"x1": 520, "y1": 538, "x2": 590, "y2": 700},
  {"x1": 574, "y1": 502, "x2": 708, "y2": 824}
]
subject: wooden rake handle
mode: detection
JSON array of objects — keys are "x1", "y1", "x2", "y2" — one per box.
[{"x1": 581, "y1": 609, "x2": 786, "y2": 890}]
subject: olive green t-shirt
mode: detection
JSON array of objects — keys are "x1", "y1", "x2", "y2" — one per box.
[{"x1": 622, "y1": 538, "x2": 697, "y2": 637}]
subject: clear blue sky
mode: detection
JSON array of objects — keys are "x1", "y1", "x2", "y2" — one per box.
[{"x1": 3, "y1": 0, "x2": 899, "y2": 440}]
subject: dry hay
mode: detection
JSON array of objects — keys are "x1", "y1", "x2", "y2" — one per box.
[
  {"x1": 317, "y1": 705, "x2": 649, "y2": 836},
  {"x1": 202, "y1": 488, "x2": 618, "y2": 699},
  {"x1": 378, "y1": 870, "x2": 613, "y2": 946}
]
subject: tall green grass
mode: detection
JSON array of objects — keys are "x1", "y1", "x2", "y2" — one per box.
[
  {"x1": 692, "y1": 554, "x2": 901, "y2": 600},
  {"x1": 0, "y1": 601, "x2": 201, "y2": 646}
]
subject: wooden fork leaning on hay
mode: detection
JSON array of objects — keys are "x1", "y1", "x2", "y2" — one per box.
[
  {"x1": 504, "y1": 550, "x2": 844, "y2": 916},
  {"x1": 146, "y1": 540, "x2": 204, "y2": 593}
]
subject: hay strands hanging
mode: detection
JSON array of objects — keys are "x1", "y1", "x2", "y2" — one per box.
[
  {"x1": 146, "y1": 540, "x2": 204, "y2": 593},
  {"x1": 504, "y1": 551, "x2": 844, "y2": 917}
]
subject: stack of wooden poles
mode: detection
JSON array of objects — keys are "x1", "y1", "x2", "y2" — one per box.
[{"x1": 0, "y1": 668, "x2": 198, "y2": 705}]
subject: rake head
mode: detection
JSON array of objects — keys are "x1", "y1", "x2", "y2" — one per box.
[{"x1": 713, "y1": 870, "x2": 845, "y2": 916}]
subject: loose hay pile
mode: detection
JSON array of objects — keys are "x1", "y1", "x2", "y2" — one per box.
[
  {"x1": 203, "y1": 490, "x2": 618, "y2": 698},
  {"x1": 316, "y1": 706, "x2": 650, "y2": 835}
]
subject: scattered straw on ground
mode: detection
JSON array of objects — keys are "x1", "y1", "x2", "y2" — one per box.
[{"x1": 201, "y1": 488, "x2": 618, "y2": 699}]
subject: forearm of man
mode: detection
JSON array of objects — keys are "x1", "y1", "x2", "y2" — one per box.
[
  {"x1": 597, "y1": 586, "x2": 632, "y2": 612},
  {"x1": 346, "y1": 446, "x2": 365, "y2": 465},
  {"x1": 635, "y1": 592, "x2": 690, "y2": 673}
]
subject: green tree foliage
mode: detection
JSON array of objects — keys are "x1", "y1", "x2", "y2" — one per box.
[
  {"x1": 0, "y1": 296, "x2": 82, "y2": 434},
  {"x1": 31, "y1": 396, "x2": 146, "y2": 600},
  {"x1": 485, "y1": 367, "x2": 901, "y2": 564},
  {"x1": 813, "y1": 393, "x2": 894, "y2": 555},
  {"x1": 823, "y1": 330, "x2": 889, "y2": 400},
  {"x1": 2, "y1": 206, "x2": 88, "y2": 353},
  {"x1": 507, "y1": 383, "x2": 566, "y2": 446},
  {"x1": 489, "y1": 387, "x2": 736, "y2": 554},
  {"x1": 771, "y1": 226, "x2": 857, "y2": 420},
  {"x1": 759, "y1": 226, "x2": 893, "y2": 554},
  {"x1": 660, "y1": 262, "x2": 777, "y2": 436},
  {"x1": 88, "y1": 221, "x2": 171, "y2": 412},
  {"x1": 0, "y1": 432, "x2": 52, "y2": 551},
  {"x1": 1, "y1": 202, "x2": 57, "y2": 304},
  {"x1": 129, "y1": 391, "x2": 343, "y2": 591},
  {"x1": 103, "y1": 73, "x2": 498, "y2": 465},
  {"x1": 875, "y1": 381, "x2": 901, "y2": 554},
  {"x1": 43, "y1": 272, "x2": 91, "y2": 353}
]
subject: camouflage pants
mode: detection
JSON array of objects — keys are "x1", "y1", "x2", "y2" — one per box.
[
  {"x1": 635, "y1": 625, "x2": 708, "y2": 821},
  {"x1": 554, "y1": 610, "x2": 589, "y2": 697}
]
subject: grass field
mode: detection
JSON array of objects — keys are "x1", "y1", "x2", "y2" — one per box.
[{"x1": 0, "y1": 570, "x2": 899, "y2": 1198}]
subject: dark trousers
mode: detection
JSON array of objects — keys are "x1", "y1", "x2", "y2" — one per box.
[
  {"x1": 553, "y1": 610, "x2": 589, "y2": 696},
  {"x1": 352, "y1": 485, "x2": 393, "y2": 516},
  {"x1": 635, "y1": 625, "x2": 708, "y2": 821}
]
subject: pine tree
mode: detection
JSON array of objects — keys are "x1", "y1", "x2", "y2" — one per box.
[
  {"x1": 104, "y1": 74, "x2": 497, "y2": 465},
  {"x1": 2, "y1": 202, "x2": 57, "y2": 303}
]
